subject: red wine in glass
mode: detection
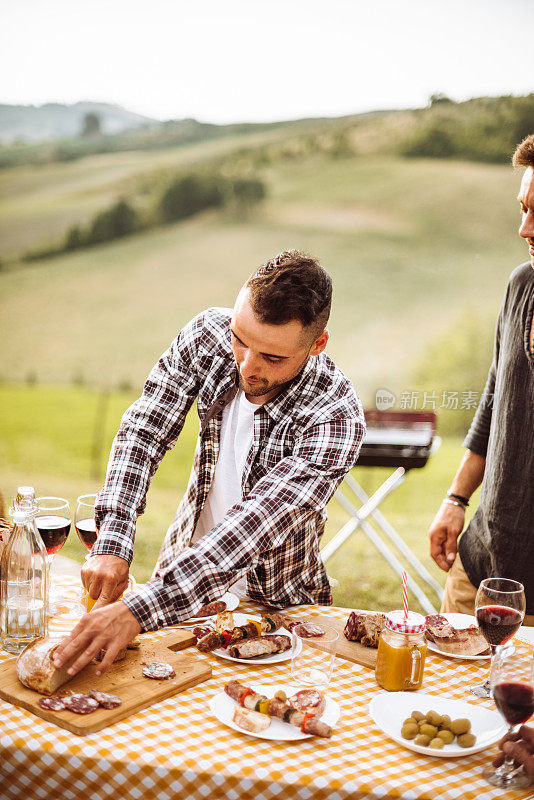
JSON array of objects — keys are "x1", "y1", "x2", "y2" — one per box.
[
  {"x1": 483, "y1": 648, "x2": 534, "y2": 789},
  {"x1": 493, "y1": 681, "x2": 534, "y2": 727},
  {"x1": 76, "y1": 518, "x2": 97, "y2": 550},
  {"x1": 35, "y1": 496, "x2": 72, "y2": 616},
  {"x1": 476, "y1": 605, "x2": 523, "y2": 647},
  {"x1": 36, "y1": 515, "x2": 71, "y2": 556}
]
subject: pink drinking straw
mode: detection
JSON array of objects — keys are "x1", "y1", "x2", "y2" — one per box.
[{"x1": 402, "y1": 570, "x2": 409, "y2": 620}]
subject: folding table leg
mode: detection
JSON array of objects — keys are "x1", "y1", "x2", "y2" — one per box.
[{"x1": 321, "y1": 469, "x2": 443, "y2": 613}]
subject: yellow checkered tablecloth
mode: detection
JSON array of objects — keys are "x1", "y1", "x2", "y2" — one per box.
[{"x1": 1, "y1": 575, "x2": 533, "y2": 800}]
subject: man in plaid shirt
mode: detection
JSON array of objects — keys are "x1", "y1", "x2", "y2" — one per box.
[{"x1": 55, "y1": 250, "x2": 365, "y2": 676}]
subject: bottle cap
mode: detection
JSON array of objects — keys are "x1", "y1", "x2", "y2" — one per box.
[
  {"x1": 385, "y1": 610, "x2": 426, "y2": 634},
  {"x1": 12, "y1": 510, "x2": 29, "y2": 525}
]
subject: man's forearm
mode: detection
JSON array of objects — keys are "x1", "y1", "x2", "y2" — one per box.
[{"x1": 449, "y1": 449, "x2": 486, "y2": 500}]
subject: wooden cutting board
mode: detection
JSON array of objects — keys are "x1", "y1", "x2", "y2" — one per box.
[
  {"x1": 0, "y1": 629, "x2": 211, "y2": 735},
  {"x1": 302, "y1": 615, "x2": 377, "y2": 669}
]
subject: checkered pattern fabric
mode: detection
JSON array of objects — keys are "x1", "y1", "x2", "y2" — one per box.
[
  {"x1": 91, "y1": 307, "x2": 365, "y2": 629},
  {"x1": 1, "y1": 575, "x2": 533, "y2": 800}
]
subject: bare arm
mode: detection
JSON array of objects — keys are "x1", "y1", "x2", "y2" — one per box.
[{"x1": 428, "y1": 449, "x2": 486, "y2": 571}]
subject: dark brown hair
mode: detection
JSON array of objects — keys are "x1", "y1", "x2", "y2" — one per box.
[
  {"x1": 246, "y1": 250, "x2": 332, "y2": 341},
  {"x1": 513, "y1": 134, "x2": 534, "y2": 168}
]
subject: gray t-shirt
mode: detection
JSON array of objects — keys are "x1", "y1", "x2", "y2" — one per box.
[{"x1": 460, "y1": 262, "x2": 534, "y2": 611}]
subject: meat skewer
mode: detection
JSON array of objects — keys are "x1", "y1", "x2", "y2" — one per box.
[
  {"x1": 224, "y1": 680, "x2": 332, "y2": 738},
  {"x1": 227, "y1": 634, "x2": 290, "y2": 659},
  {"x1": 196, "y1": 613, "x2": 286, "y2": 653}
]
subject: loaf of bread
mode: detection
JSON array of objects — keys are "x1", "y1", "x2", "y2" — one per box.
[{"x1": 16, "y1": 637, "x2": 79, "y2": 695}]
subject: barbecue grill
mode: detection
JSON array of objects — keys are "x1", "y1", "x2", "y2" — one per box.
[{"x1": 321, "y1": 409, "x2": 443, "y2": 614}]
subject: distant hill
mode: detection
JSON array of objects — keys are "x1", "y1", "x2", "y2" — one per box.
[{"x1": 0, "y1": 101, "x2": 159, "y2": 143}]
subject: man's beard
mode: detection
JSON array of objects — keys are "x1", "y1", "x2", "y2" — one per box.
[{"x1": 236, "y1": 357, "x2": 309, "y2": 398}]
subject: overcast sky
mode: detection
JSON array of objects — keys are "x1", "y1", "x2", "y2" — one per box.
[{"x1": 1, "y1": 0, "x2": 532, "y2": 124}]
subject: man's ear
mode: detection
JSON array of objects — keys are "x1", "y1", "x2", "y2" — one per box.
[{"x1": 309, "y1": 329, "x2": 329, "y2": 356}]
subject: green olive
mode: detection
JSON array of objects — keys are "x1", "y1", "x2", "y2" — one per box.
[
  {"x1": 457, "y1": 733, "x2": 476, "y2": 748},
  {"x1": 440, "y1": 714, "x2": 452, "y2": 729},
  {"x1": 450, "y1": 718, "x2": 471, "y2": 736},
  {"x1": 411, "y1": 710, "x2": 425, "y2": 722},
  {"x1": 414, "y1": 734, "x2": 431, "y2": 746},
  {"x1": 437, "y1": 729, "x2": 455, "y2": 745},
  {"x1": 429, "y1": 737, "x2": 445, "y2": 749},
  {"x1": 401, "y1": 723, "x2": 419, "y2": 739},
  {"x1": 403, "y1": 717, "x2": 418, "y2": 727},
  {"x1": 426, "y1": 711, "x2": 444, "y2": 727},
  {"x1": 419, "y1": 723, "x2": 438, "y2": 738}
]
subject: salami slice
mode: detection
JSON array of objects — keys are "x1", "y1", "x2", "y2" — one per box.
[
  {"x1": 142, "y1": 661, "x2": 176, "y2": 680},
  {"x1": 193, "y1": 624, "x2": 215, "y2": 641},
  {"x1": 293, "y1": 622, "x2": 325, "y2": 638},
  {"x1": 289, "y1": 689, "x2": 326, "y2": 717},
  {"x1": 63, "y1": 693, "x2": 99, "y2": 714},
  {"x1": 195, "y1": 600, "x2": 227, "y2": 617},
  {"x1": 38, "y1": 696, "x2": 66, "y2": 711},
  {"x1": 89, "y1": 690, "x2": 122, "y2": 709}
]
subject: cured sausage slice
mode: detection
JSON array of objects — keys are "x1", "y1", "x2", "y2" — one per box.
[
  {"x1": 142, "y1": 661, "x2": 176, "y2": 680},
  {"x1": 90, "y1": 690, "x2": 122, "y2": 709},
  {"x1": 38, "y1": 696, "x2": 66, "y2": 711},
  {"x1": 63, "y1": 693, "x2": 99, "y2": 714},
  {"x1": 292, "y1": 622, "x2": 326, "y2": 638},
  {"x1": 193, "y1": 624, "x2": 215, "y2": 641},
  {"x1": 195, "y1": 600, "x2": 227, "y2": 617},
  {"x1": 289, "y1": 689, "x2": 326, "y2": 717}
]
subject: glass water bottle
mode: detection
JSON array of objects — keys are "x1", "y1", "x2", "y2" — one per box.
[{"x1": 1, "y1": 509, "x2": 49, "y2": 653}]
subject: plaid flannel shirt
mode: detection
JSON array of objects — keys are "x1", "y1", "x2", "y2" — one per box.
[{"x1": 93, "y1": 307, "x2": 365, "y2": 630}]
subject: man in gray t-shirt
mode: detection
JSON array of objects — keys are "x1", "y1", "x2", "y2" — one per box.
[{"x1": 428, "y1": 133, "x2": 534, "y2": 622}]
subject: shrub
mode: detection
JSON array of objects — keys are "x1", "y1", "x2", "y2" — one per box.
[
  {"x1": 64, "y1": 225, "x2": 83, "y2": 251},
  {"x1": 159, "y1": 174, "x2": 224, "y2": 222},
  {"x1": 87, "y1": 199, "x2": 138, "y2": 245}
]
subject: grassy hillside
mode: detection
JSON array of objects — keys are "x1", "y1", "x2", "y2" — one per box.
[{"x1": 0, "y1": 154, "x2": 526, "y2": 407}]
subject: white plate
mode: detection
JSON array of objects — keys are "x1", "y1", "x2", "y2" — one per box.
[
  {"x1": 211, "y1": 613, "x2": 300, "y2": 664},
  {"x1": 369, "y1": 692, "x2": 506, "y2": 758},
  {"x1": 210, "y1": 682, "x2": 340, "y2": 740},
  {"x1": 179, "y1": 592, "x2": 240, "y2": 624},
  {"x1": 425, "y1": 613, "x2": 490, "y2": 661}
]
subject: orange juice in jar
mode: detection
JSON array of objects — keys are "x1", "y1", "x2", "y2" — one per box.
[{"x1": 375, "y1": 610, "x2": 427, "y2": 691}]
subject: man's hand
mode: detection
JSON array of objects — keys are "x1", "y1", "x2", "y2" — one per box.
[
  {"x1": 428, "y1": 502, "x2": 465, "y2": 571},
  {"x1": 81, "y1": 554, "x2": 130, "y2": 610},
  {"x1": 492, "y1": 726, "x2": 534, "y2": 776},
  {"x1": 53, "y1": 601, "x2": 141, "y2": 677}
]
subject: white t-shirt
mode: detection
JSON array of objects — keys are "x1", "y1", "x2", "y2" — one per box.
[{"x1": 192, "y1": 389, "x2": 258, "y2": 597}]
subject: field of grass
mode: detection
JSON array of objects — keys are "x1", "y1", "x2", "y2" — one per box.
[
  {"x1": 0, "y1": 153, "x2": 526, "y2": 407},
  {"x1": 0, "y1": 385, "x2": 483, "y2": 613}
]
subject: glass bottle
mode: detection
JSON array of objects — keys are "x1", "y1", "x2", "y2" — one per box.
[
  {"x1": 375, "y1": 610, "x2": 427, "y2": 691},
  {"x1": 1, "y1": 509, "x2": 49, "y2": 653}
]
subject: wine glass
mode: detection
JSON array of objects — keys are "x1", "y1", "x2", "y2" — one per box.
[
  {"x1": 471, "y1": 578, "x2": 525, "y2": 699},
  {"x1": 35, "y1": 496, "x2": 71, "y2": 615},
  {"x1": 482, "y1": 647, "x2": 534, "y2": 789},
  {"x1": 75, "y1": 494, "x2": 98, "y2": 551}
]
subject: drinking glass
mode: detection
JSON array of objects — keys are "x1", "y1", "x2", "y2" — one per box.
[
  {"x1": 35, "y1": 496, "x2": 71, "y2": 615},
  {"x1": 482, "y1": 647, "x2": 534, "y2": 789},
  {"x1": 290, "y1": 624, "x2": 339, "y2": 688},
  {"x1": 75, "y1": 494, "x2": 98, "y2": 551},
  {"x1": 471, "y1": 578, "x2": 525, "y2": 699}
]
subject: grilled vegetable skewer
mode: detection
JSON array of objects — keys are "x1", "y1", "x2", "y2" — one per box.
[{"x1": 224, "y1": 680, "x2": 332, "y2": 738}]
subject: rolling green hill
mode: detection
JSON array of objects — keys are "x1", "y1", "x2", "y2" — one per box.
[{"x1": 0, "y1": 153, "x2": 526, "y2": 405}]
